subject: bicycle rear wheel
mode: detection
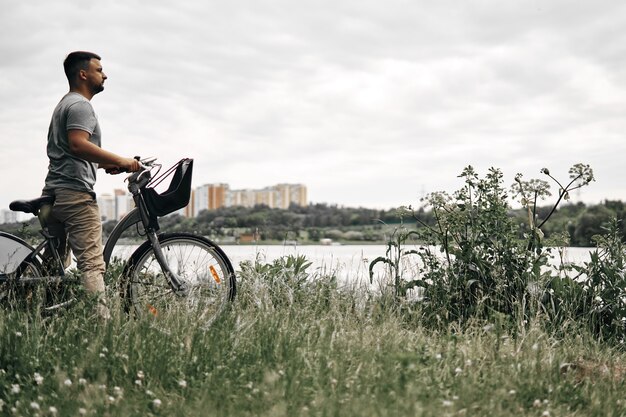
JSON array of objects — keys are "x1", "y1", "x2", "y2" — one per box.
[
  {"x1": 0, "y1": 260, "x2": 45, "y2": 308},
  {"x1": 124, "y1": 233, "x2": 236, "y2": 324}
]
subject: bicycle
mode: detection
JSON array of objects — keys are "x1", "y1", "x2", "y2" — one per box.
[{"x1": 0, "y1": 157, "x2": 237, "y2": 323}]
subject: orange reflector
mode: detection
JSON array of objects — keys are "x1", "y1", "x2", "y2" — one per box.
[
  {"x1": 147, "y1": 304, "x2": 158, "y2": 317},
  {"x1": 210, "y1": 266, "x2": 221, "y2": 284}
]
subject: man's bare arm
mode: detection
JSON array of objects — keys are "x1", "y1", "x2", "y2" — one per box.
[{"x1": 68, "y1": 129, "x2": 140, "y2": 172}]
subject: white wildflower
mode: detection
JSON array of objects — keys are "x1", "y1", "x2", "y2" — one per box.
[
  {"x1": 542, "y1": 411, "x2": 550, "y2": 417},
  {"x1": 113, "y1": 386, "x2": 123, "y2": 397},
  {"x1": 49, "y1": 406, "x2": 58, "y2": 415},
  {"x1": 442, "y1": 400, "x2": 453, "y2": 407},
  {"x1": 178, "y1": 379, "x2": 187, "y2": 388},
  {"x1": 533, "y1": 399, "x2": 542, "y2": 408},
  {"x1": 135, "y1": 380, "x2": 142, "y2": 386},
  {"x1": 137, "y1": 370, "x2": 145, "y2": 380},
  {"x1": 15, "y1": 331, "x2": 22, "y2": 337},
  {"x1": 30, "y1": 401, "x2": 40, "y2": 410},
  {"x1": 64, "y1": 379, "x2": 72, "y2": 387},
  {"x1": 152, "y1": 399, "x2": 162, "y2": 408},
  {"x1": 34, "y1": 373, "x2": 44, "y2": 385},
  {"x1": 78, "y1": 407, "x2": 87, "y2": 415},
  {"x1": 454, "y1": 367, "x2": 462, "y2": 376},
  {"x1": 10, "y1": 384, "x2": 20, "y2": 394},
  {"x1": 79, "y1": 378, "x2": 87, "y2": 385}
]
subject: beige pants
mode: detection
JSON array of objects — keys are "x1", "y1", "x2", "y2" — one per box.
[{"x1": 45, "y1": 188, "x2": 106, "y2": 295}]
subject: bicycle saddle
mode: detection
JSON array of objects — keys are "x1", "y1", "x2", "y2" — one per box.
[{"x1": 9, "y1": 195, "x2": 55, "y2": 214}]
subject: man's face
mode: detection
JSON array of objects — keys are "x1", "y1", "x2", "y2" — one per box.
[{"x1": 84, "y1": 58, "x2": 107, "y2": 95}]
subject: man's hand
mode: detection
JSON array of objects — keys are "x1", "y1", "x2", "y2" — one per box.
[
  {"x1": 118, "y1": 157, "x2": 141, "y2": 173},
  {"x1": 101, "y1": 158, "x2": 141, "y2": 174}
]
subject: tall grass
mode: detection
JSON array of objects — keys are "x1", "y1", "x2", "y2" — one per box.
[{"x1": 2, "y1": 256, "x2": 626, "y2": 417}]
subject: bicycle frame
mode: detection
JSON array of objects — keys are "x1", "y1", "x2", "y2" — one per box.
[
  {"x1": 2, "y1": 158, "x2": 190, "y2": 294},
  {"x1": 102, "y1": 162, "x2": 189, "y2": 293}
]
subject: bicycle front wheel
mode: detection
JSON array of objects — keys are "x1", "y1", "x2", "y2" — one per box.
[{"x1": 125, "y1": 233, "x2": 236, "y2": 323}]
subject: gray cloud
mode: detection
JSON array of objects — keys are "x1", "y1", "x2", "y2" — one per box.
[{"x1": 1, "y1": 0, "x2": 625, "y2": 212}]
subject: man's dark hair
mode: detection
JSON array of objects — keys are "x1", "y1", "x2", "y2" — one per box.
[{"x1": 63, "y1": 51, "x2": 101, "y2": 83}]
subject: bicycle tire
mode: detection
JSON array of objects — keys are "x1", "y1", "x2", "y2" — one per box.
[
  {"x1": 124, "y1": 233, "x2": 236, "y2": 323},
  {"x1": 0, "y1": 260, "x2": 44, "y2": 307}
]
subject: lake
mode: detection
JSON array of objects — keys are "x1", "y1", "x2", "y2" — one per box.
[{"x1": 112, "y1": 243, "x2": 595, "y2": 286}]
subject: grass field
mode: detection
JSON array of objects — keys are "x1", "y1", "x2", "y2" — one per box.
[{"x1": 1, "y1": 262, "x2": 626, "y2": 417}]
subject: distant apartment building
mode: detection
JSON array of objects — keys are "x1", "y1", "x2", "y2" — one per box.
[
  {"x1": 227, "y1": 189, "x2": 257, "y2": 208},
  {"x1": 97, "y1": 182, "x2": 307, "y2": 220},
  {"x1": 98, "y1": 193, "x2": 115, "y2": 221},
  {"x1": 194, "y1": 183, "x2": 307, "y2": 213},
  {"x1": 0, "y1": 209, "x2": 19, "y2": 224},
  {"x1": 194, "y1": 183, "x2": 229, "y2": 216},
  {"x1": 97, "y1": 189, "x2": 135, "y2": 221}
]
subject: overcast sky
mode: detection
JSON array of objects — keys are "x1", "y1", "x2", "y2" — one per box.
[{"x1": 1, "y1": 0, "x2": 624, "y2": 213}]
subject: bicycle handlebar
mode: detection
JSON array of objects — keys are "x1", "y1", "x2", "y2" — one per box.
[{"x1": 125, "y1": 157, "x2": 161, "y2": 192}]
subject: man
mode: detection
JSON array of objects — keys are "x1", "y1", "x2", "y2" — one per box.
[{"x1": 43, "y1": 51, "x2": 140, "y2": 318}]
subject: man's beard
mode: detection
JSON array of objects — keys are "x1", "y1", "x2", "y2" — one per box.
[{"x1": 91, "y1": 83, "x2": 105, "y2": 95}]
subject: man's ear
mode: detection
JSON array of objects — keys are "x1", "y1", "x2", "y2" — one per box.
[{"x1": 78, "y1": 69, "x2": 87, "y2": 80}]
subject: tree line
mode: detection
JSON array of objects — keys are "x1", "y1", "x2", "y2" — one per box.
[
  {"x1": 127, "y1": 200, "x2": 626, "y2": 246},
  {"x1": 2, "y1": 200, "x2": 624, "y2": 247}
]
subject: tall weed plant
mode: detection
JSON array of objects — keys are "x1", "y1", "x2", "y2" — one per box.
[{"x1": 372, "y1": 165, "x2": 624, "y2": 342}]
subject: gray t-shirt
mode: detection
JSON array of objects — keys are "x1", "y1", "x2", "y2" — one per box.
[{"x1": 43, "y1": 92, "x2": 101, "y2": 195}]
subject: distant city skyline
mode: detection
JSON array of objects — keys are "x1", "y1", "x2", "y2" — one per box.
[{"x1": 97, "y1": 182, "x2": 308, "y2": 222}]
